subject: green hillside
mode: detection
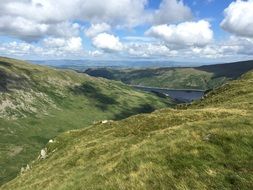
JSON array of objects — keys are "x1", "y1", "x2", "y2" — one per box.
[
  {"x1": 85, "y1": 60, "x2": 253, "y2": 90},
  {"x1": 2, "y1": 69, "x2": 253, "y2": 189},
  {"x1": 0, "y1": 57, "x2": 172, "y2": 185}
]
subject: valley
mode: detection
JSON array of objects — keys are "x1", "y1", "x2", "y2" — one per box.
[
  {"x1": 1, "y1": 1, "x2": 253, "y2": 189},
  {"x1": 85, "y1": 60, "x2": 253, "y2": 90},
  {"x1": 0, "y1": 57, "x2": 253, "y2": 190},
  {"x1": 0, "y1": 57, "x2": 171, "y2": 185},
  {"x1": 1, "y1": 62, "x2": 253, "y2": 190}
]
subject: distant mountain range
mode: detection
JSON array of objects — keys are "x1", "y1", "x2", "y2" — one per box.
[
  {"x1": 85, "y1": 60, "x2": 253, "y2": 90},
  {"x1": 30, "y1": 59, "x2": 216, "y2": 71}
]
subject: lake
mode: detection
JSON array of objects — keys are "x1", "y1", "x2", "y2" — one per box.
[{"x1": 132, "y1": 85, "x2": 205, "y2": 103}]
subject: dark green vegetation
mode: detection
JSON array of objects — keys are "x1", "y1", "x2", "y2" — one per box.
[
  {"x1": 2, "y1": 67, "x2": 253, "y2": 189},
  {"x1": 0, "y1": 57, "x2": 172, "y2": 185},
  {"x1": 85, "y1": 60, "x2": 253, "y2": 90}
]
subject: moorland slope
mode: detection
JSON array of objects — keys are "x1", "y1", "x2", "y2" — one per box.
[
  {"x1": 2, "y1": 67, "x2": 253, "y2": 189},
  {"x1": 0, "y1": 57, "x2": 171, "y2": 185},
  {"x1": 85, "y1": 60, "x2": 253, "y2": 90}
]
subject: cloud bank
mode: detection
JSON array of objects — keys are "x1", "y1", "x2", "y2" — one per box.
[
  {"x1": 146, "y1": 20, "x2": 213, "y2": 48},
  {"x1": 0, "y1": 0, "x2": 252, "y2": 60}
]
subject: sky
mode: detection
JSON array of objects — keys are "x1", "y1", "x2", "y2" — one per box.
[{"x1": 0, "y1": 0, "x2": 253, "y2": 62}]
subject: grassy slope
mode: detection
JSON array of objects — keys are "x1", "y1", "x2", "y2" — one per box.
[
  {"x1": 0, "y1": 57, "x2": 172, "y2": 185},
  {"x1": 85, "y1": 60, "x2": 253, "y2": 90},
  {"x1": 2, "y1": 70, "x2": 253, "y2": 189}
]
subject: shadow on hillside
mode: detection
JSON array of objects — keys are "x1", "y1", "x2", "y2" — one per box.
[
  {"x1": 121, "y1": 69, "x2": 162, "y2": 84},
  {"x1": 84, "y1": 68, "x2": 163, "y2": 83},
  {"x1": 0, "y1": 70, "x2": 31, "y2": 93},
  {"x1": 113, "y1": 103, "x2": 155, "y2": 120},
  {"x1": 71, "y1": 83, "x2": 118, "y2": 110},
  {"x1": 0, "y1": 60, "x2": 34, "y2": 92},
  {"x1": 0, "y1": 70, "x2": 9, "y2": 92},
  {"x1": 0, "y1": 61, "x2": 12, "y2": 67},
  {"x1": 85, "y1": 68, "x2": 116, "y2": 80},
  {"x1": 197, "y1": 60, "x2": 253, "y2": 79},
  {"x1": 0, "y1": 62, "x2": 12, "y2": 92}
]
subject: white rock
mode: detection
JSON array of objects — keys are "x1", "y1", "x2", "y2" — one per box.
[
  {"x1": 40, "y1": 148, "x2": 47, "y2": 159},
  {"x1": 49, "y1": 139, "x2": 54, "y2": 143},
  {"x1": 26, "y1": 164, "x2": 30, "y2": 171},
  {"x1": 102, "y1": 120, "x2": 108, "y2": 124},
  {"x1": 20, "y1": 167, "x2": 25, "y2": 174}
]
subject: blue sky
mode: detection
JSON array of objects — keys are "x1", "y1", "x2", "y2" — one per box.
[{"x1": 0, "y1": 0, "x2": 253, "y2": 62}]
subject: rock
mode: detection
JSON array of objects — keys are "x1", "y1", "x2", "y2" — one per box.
[
  {"x1": 203, "y1": 134, "x2": 212, "y2": 141},
  {"x1": 20, "y1": 164, "x2": 31, "y2": 175},
  {"x1": 102, "y1": 120, "x2": 109, "y2": 124},
  {"x1": 52, "y1": 148, "x2": 57, "y2": 153},
  {"x1": 26, "y1": 164, "x2": 30, "y2": 171},
  {"x1": 40, "y1": 148, "x2": 47, "y2": 159},
  {"x1": 20, "y1": 167, "x2": 25, "y2": 175},
  {"x1": 49, "y1": 139, "x2": 54, "y2": 143}
]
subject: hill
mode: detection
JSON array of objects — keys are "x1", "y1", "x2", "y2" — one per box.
[
  {"x1": 31, "y1": 60, "x2": 204, "y2": 71},
  {"x1": 0, "y1": 57, "x2": 172, "y2": 185},
  {"x1": 85, "y1": 60, "x2": 253, "y2": 90},
  {"x1": 2, "y1": 69, "x2": 253, "y2": 189}
]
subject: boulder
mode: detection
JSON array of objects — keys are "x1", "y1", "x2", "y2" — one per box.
[{"x1": 40, "y1": 148, "x2": 47, "y2": 159}]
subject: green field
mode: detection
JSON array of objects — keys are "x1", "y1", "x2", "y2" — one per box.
[
  {"x1": 85, "y1": 60, "x2": 253, "y2": 90},
  {"x1": 0, "y1": 57, "x2": 172, "y2": 185},
  {"x1": 2, "y1": 65, "x2": 253, "y2": 189}
]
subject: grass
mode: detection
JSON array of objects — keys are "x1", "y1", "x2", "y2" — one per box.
[
  {"x1": 85, "y1": 60, "x2": 253, "y2": 90},
  {"x1": 0, "y1": 57, "x2": 172, "y2": 185},
  {"x1": 2, "y1": 68, "x2": 253, "y2": 189},
  {"x1": 85, "y1": 67, "x2": 227, "y2": 90}
]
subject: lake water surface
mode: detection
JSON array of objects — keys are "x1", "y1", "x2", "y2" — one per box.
[{"x1": 132, "y1": 85, "x2": 205, "y2": 103}]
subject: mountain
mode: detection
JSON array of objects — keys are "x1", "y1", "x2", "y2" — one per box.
[
  {"x1": 85, "y1": 60, "x2": 253, "y2": 90},
  {"x1": 30, "y1": 60, "x2": 205, "y2": 71},
  {"x1": 2, "y1": 68, "x2": 253, "y2": 189},
  {"x1": 0, "y1": 57, "x2": 172, "y2": 185}
]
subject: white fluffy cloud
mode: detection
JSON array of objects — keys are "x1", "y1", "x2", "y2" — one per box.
[
  {"x1": 124, "y1": 41, "x2": 229, "y2": 59},
  {"x1": 146, "y1": 20, "x2": 213, "y2": 48},
  {"x1": 152, "y1": 0, "x2": 192, "y2": 24},
  {"x1": 1, "y1": 0, "x2": 76, "y2": 23},
  {"x1": 188, "y1": 36, "x2": 253, "y2": 59},
  {"x1": 77, "y1": 0, "x2": 148, "y2": 27},
  {"x1": 0, "y1": 41, "x2": 42, "y2": 57},
  {"x1": 0, "y1": 0, "x2": 148, "y2": 26},
  {"x1": 126, "y1": 42, "x2": 177, "y2": 58},
  {"x1": 85, "y1": 23, "x2": 111, "y2": 38},
  {"x1": 43, "y1": 37, "x2": 83, "y2": 52},
  {"x1": 92, "y1": 33, "x2": 123, "y2": 52},
  {"x1": 88, "y1": 50, "x2": 103, "y2": 57},
  {"x1": 225, "y1": 36, "x2": 253, "y2": 55},
  {"x1": 0, "y1": 37, "x2": 84, "y2": 58},
  {"x1": 0, "y1": 0, "x2": 194, "y2": 42},
  {"x1": 0, "y1": 16, "x2": 48, "y2": 41},
  {"x1": 221, "y1": 0, "x2": 253, "y2": 38},
  {"x1": 1, "y1": 0, "x2": 252, "y2": 60},
  {"x1": 2, "y1": 35, "x2": 252, "y2": 60},
  {"x1": 0, "y1": 15, "x2": 80, "y2": 41}
]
